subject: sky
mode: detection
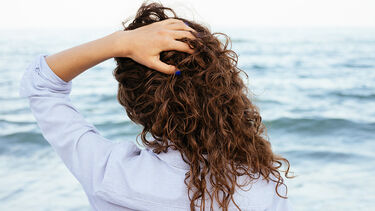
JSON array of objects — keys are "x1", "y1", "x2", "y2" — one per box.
[{"x1": 0, "y1": 0, "x2": 374, "y2": 29}]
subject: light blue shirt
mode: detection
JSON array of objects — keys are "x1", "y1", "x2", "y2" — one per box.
[{"x1": 19, "y1": 54, "x2": 293, "y2": 211}]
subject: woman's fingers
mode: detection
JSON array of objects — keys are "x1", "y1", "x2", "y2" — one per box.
[
  {"x1": 163, "y1": 19, "x2": 195, "y2": 32},
  {"x1": 170, "y1": 30, "x2": 196, "y2": 40},
  {"x1": 169, "y1": 22, "x2": 195, "y2": 32},
  {"x1": 167, "y1": 40, "x2": 194, "y2": 54},
  {"x1": 165, "y1": 30, "x2": 195, "y2": 54},
  {"x1": 125, "y1": 18, "x2": 196, "y2": 74},
  {"x1": 148, "y1": 58, "x2": 177, "y2": 74}
]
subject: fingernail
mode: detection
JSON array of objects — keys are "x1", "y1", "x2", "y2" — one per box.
[{"x1": 175, "y1": 70, "x2": 181, "y2": 76}]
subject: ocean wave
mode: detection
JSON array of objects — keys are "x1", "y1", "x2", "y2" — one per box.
[
  {"x1": 284, "y1": 149, "x2": 371, "y2": 162},
  {"x1": 231, "y1": 39, "x2": 253, "y2": 43},
  {"x1": 338, "y1": 63, "x2": 374, "y2": 69},
  {"x1": 0, "y1": 119, "x2": 34, "y2": 126},
  {"x1": 242, "y1": 64, "x2": 282, "y2": 71},
  {"x1": 264, "y1": 117, "x2": 375, "y2": 135},
  {"x1": 329, "y1": 91, "x2": 375, "y2": 100},
  {"x1": 0, "y1": 131, "x2": 47, "y2": 156},
  {"x1": 1, "y1": 132, "x2": 45, "y2": 145},
  {"x1": 98, "y1": 94, "x2": 117, "y2": 102}
]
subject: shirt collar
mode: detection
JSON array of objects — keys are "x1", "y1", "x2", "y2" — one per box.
[
  {"x1": 146, "y1": 140, "x2": 209, "y2": 170},
  {"x1": 152, "y1": 146, "x2": 191, "y2": 170}
]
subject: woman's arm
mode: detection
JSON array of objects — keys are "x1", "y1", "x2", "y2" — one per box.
[
  {"x1": 19, "y1": 18, "x2": 195, "y2": 195},
  {"x1": 46, "y1": 18, "x2": 195, "y2": 82}
]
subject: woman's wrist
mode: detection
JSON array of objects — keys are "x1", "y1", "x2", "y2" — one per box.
[{"x1": 110, "y1": 30, "x2": 133, "y2": 58}]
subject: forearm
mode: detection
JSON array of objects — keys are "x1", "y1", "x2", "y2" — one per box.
[
  {"x1": 45, "y1": 19, "x2": 195, "y2": 81},
  {"x1": 45, "y1": 31, "x2": 125, "y2": 82}
]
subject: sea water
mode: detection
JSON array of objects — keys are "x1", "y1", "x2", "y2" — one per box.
[{"x1": 0, "y1": 27, "x2": 374, "y2": 210}]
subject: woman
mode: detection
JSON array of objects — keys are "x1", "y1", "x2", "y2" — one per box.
[{"x1": 20, "y1": 2, "x2": 292, "y2": 211}]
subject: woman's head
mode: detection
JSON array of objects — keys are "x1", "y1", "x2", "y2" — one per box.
[{"x1": 114, "y1": 2, "x2": 291, "y2": 210}]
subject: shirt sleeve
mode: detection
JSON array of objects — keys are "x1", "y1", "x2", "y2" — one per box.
[{"x1": 19, "y1": 54, "x2": 124, "y2": 193}]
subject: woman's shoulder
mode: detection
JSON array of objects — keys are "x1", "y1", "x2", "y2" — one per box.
[{"x1": 232, "y1": 173, "x2": 292, "y2": 210}]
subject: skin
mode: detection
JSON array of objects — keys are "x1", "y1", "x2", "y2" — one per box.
[{"x1": 45, "y1": 19, "x2": 196, "y2": 82}]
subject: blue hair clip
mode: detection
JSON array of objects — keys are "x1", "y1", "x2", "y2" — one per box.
[{"x1": 175, "y1": 70, "x2": 181, "y2": 76}]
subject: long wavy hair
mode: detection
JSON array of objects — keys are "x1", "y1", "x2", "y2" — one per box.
[{"x1": 114, "y1": 2, "x2": 292, "y2": 210}]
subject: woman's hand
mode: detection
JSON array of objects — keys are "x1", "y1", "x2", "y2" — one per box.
[{"x1": 113, "y1": 19, "x2": 196, "y2": 74}]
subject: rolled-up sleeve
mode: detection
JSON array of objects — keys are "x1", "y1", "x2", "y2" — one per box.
[{"x1": 19, "y1": 54, "x2": 119, "y2": 193}]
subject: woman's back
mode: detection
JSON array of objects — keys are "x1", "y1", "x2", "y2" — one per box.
[{"x1": 85, "y1": 140, "x2": 290, "y2": 210}]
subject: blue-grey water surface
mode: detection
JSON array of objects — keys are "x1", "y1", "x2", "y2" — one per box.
[{"x1": 0, "y1": 27, "x2": 374, "y2": 210}]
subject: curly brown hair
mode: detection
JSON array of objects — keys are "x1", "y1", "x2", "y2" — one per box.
[{"x1": 113, "y1": 2, "x2": 292, "y2": 210}]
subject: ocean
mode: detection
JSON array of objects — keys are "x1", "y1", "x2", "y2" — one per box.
[{"x1": 0, "y1": 27, "x2": 374, "y2": 210}]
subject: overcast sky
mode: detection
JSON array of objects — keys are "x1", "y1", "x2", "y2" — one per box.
[{"x1": 0, "y1": 0, "x2": 374, "y2": 29}]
